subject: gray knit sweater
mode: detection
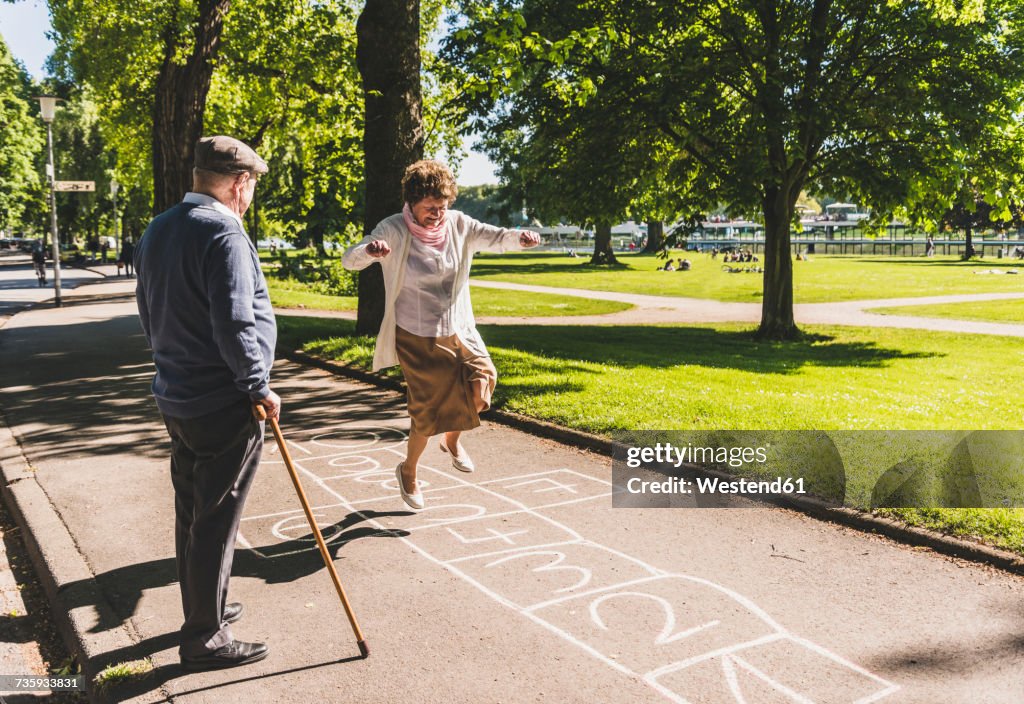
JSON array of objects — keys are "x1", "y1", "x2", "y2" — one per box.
[{"x1": 135, "y1": 198, "x2": 276, "y2": 419}]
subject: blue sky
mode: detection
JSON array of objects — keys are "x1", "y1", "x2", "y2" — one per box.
[
  {"x1": 0, "y1": 0, "x2": 52, "y2": 78},
  {"x1": 0, "y1": 0, "x2": 497, "y2": 185}
]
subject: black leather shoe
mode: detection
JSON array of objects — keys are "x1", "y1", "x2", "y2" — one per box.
[
  {"x1": 181, "y1": 640, "x2": 268, "y2": 671},
  {"x1": 223, "y1": 602, "x2": 243, "y2": 624}
]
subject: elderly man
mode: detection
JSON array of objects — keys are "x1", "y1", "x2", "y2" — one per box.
[{"x1": 135, "y1": 136, "x2": 280, "y2": 671}]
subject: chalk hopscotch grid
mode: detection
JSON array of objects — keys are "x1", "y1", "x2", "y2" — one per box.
[{"x1": 239, "y1": 425, "x2": 899, "y2": 704}]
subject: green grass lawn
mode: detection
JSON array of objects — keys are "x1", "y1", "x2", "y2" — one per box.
[
  {"x1": 266, "y1": 277, "x2": 358, "y2": 311},
  {"x1": 276, "y1": 314, "x2": 1024, "y2": 551},
  {"x1": 874, "y1": 507, "x2": 1024, "y2": 554},
  {"x1": 870, "y1": 297, "x2": 1024, "y2": 324},
  {"x1": 266, "y1": 274, "x2": 631, "y2": 317},
  {"x1": 471, "y1": 252, "x2": 1024, "y2": 303}
]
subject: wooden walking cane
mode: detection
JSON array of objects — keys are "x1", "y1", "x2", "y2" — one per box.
[{"x1": 254, "y1": 404, "x2": 369, "y2": 658}]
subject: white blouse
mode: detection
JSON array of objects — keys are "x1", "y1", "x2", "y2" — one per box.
[
  {"x1": 395, "y1": 236, "x2": 460, "y2": 337},
  {"x1": 341, "y1": 210, "x2": 527, "y2": 371}
]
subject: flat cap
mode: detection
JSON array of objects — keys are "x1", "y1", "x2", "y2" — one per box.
[{"x1": 194, "y1": 135, "x2": 268, "y2": 175}]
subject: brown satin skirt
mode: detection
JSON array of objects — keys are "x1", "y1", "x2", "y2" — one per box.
[{"x1": 394, "y1": 325, "x2": 497, "y2": 437}]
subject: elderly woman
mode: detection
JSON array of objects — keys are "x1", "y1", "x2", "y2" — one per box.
[{"x1": 343, "y1": 160, "x2": 540, "y2": 509}]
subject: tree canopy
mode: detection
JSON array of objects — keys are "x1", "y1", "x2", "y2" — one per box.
[
  {"x1": 446, "y1": 0, "x2": 1024, "y2": 338},
  {"x1": 0, "y1": 36, "x2": 44, "y2": 236},
  {"x1": 48, "y1": 0, "x2": 370, "y2": 241}
]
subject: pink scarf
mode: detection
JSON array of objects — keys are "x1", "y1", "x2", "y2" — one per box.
[{"x1": 403, "y1": 203, "x2": 448, "y2": 249}]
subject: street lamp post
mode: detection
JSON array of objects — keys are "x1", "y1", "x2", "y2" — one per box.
[
  {"x1": 37, "y1": 96, "x2": 62, "y2": 307},
  {"x1": 110, "y1": 179, "x2": 120, "y2": 258}
]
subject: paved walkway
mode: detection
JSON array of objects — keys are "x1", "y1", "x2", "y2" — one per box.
[
  {"x1": 272, "y1": 280, "x2": 1024, "y2": 337},
  {"x1": 0, "y1": 252, "x2": 107, "y2": 318},
  {"x1": 1, "y1": 276, "x2": 1023, "y2": 703},
  {"x1": 467, "y1": 280, "x2": 1024, "y2": 336}
]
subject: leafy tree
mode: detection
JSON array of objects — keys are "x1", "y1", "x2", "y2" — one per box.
[
  {"x1": 209, "y1": 0, "x2": 365, "y2": 252},
  {"x1": 900, "y1": 114, "x2": 1024, "y2": 259},
  {"x1": 941, "y1": 196, "x2": 1023, "y2": 255},
  {"x1": 49, "y1": 0, "x2": 368, "y2": 229},
  {"x1": 445, "y1": 2, "x2": 673, "y2": 265},
  {"x1": 49, "y1": 0, "x2": 228, "y2": 211},
  {"x1": 0, "y1": 37, "x2": 44, "y2": 236},
  {"x1": 453, "y1": 184, "x2": 519, "y2": 226},
  {"x1": 49, "y1": 91, "x2": 117, "y2": 245},
  {"x1": 448, "y1": 0, "x2": 1024, "y2": 338}
]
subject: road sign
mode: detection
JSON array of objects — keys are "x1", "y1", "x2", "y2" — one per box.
[{"x1": 54, "y1": 181, "x2": 96, "y2": 192}]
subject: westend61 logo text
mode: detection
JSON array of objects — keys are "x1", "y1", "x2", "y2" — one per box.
[{"x1": 625, "y1": 441, "x2": 768, "y2": 469}]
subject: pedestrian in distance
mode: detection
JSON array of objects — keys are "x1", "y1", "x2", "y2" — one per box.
[
  {"x1": 342, "y1": 159, "x2": 541, "y2": 510},
  {"x1": 121, "y1": 237, "x2": 136, "y2": 277},
  {"x1": 31, "y1": 242, "x2": 46, "y2": 286},
  {"x1": 134, "y1": 135, "x2": 279, "y2": 671}
]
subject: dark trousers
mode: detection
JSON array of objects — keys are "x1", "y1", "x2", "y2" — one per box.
[{"x1": 162, "y1": 400, "x2": 263, "y2": 657}]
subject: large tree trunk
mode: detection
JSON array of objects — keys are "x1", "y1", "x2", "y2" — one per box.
[
  {"x1": 355, "y1": 0, "x2": 424, "y2": 336},
  {"x1": 962, "y1": 225, "x2": 976, "y2": 260},
  {"x1": 757, "y1": 188, "x2": 799, "y2": 340},
  {"x1": 590, "y1": 221, "x2": 618, "y2": 265},
  {"x1": 151, "y1": 0, "x2": 231, "y2": 214},
  {"x1": 642, "y1": 219, "x2": 663, "y2": 253}
]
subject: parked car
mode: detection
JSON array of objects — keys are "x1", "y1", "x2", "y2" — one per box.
[
  {"x1": 14, "y1": 238, "x2": 41, "y2": 252},
  {"x1": 59, "y1": 243, "x2": 85, "y2": 264}
]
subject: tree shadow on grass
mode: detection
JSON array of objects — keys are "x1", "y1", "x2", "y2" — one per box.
[
  {"x1": 471, "y1": 256, "x2": 640, "y2": 278},
  {"x1": 856, "y1": 257, "x2": 1023, "y2": 270},
  {"x1": 479, "y1": 325, "x2": 940, "y2": 375}
]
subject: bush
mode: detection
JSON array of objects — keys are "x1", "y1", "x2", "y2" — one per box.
[{"x1": 275, "y1": 255, "x2": 358, "y2": 297}]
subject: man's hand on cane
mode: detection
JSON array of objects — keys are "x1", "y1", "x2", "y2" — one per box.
[{"x1": 255, "y1": 389, "x2": 282, "y2": 420}]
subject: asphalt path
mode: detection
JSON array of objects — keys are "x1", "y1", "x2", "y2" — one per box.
[
  {"x1": 274, "y1": 279, "x2": 1024, "y2": 337},
  {"x1": 467, "y1": 280, "x2": 1024, "y2": 336},
  {"x1": 0, "y1": 251, "x2": 105, "y2": 319},
  {"x1": 0, "y1": 275, "x2": 1022, "y2": 703}
]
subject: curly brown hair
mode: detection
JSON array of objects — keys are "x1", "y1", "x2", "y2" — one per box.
[{"x1": 402, "y1": 160, "x2": 458, "y2": 206}]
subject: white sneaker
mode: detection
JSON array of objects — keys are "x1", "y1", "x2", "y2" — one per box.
[
  {"x1": 439, "y1": 439, "x2": 475, "y2": 473},
  {"x1": 395, "y1": 462, "x2": 424, "y2": 510}
]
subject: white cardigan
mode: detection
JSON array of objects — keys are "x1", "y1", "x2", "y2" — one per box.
[{"x1": 342, "y1": 210, "x2": 526, "y2": 371}]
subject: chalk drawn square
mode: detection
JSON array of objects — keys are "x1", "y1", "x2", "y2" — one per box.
[
  {"x1": 300, "y1": 424, "x2": 408, "y2": 455},
  {"x1": 479, "y1": 470, "x2": 614, "y2": 510},
  {"x1": 246, "y1": 461, "x2": 344, "y2": 512},
  {"x1": 340, "y1": 482, "x2": 520, "y2": 530},
  {"x1": 258, "y1": 424, "x2": 407, "y2": 478},
  {"x1": 406, "y1": 509, "x2": 582, "y2": 564},
  {"x1": 650, "y1": 635, "x2": 897, "y2": 704},
  {"x1": 323, "y1": 464, "x2": 467, "y2": 504},
  {"x1": 449, "y1": 541, "x2": 659, "y2": 610},
  {"x1": 530, "y1": 575, "x2": 782, "y2": 676},
  {"x1": 238, "y1": 502, "x2": 365, "y2": 558}
]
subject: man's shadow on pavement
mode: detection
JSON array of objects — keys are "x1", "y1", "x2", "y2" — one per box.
[
  {"x1": 69, "y1": 507, "x2": 410, "y2": 697},
  {"x1": 87, "y1": 508, "x2": 411, "y2": 636},
  {"x1": 99, "y1": 652, "x2": 368, "y2": 703}
]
